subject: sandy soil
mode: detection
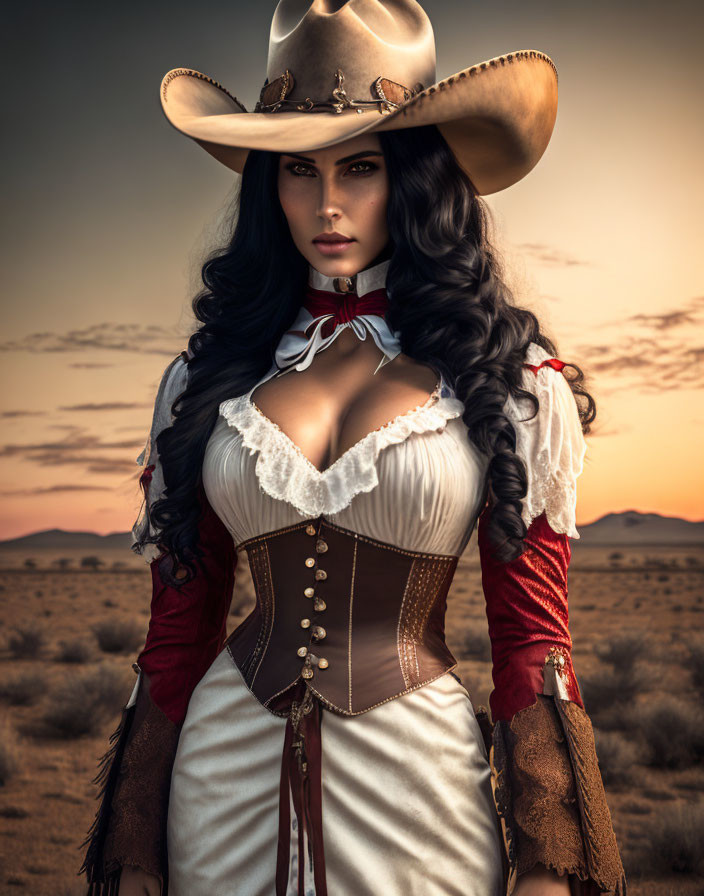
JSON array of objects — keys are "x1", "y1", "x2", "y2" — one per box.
[{"x1": 1, "y1": 543, "x2": 703, "y2": 894}]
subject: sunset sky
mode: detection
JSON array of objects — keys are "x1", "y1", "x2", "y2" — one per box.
[{"x1": 2, "y1": 0, "x2": 702, "y2": 540}]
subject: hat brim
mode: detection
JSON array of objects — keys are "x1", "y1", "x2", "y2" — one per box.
[{"x1": 160, "y1": 50, "x2": 557, "y2": 195}]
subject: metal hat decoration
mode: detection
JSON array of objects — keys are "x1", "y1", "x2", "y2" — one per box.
[{"x1": 159, "y1": 0, "x2": 558, "y2": 195}]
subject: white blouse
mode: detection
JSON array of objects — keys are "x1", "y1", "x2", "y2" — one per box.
[{"x1": 132, "y1": 342, "x2": 587, "y2": 563}]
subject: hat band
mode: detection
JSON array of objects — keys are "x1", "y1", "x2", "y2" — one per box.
[{"x1": 254, "y1": 68, "x2": 424, "y2": 115}]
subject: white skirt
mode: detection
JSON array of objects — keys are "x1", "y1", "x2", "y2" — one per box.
[{"x1": 167, "y1": 646, "x2": 504, "y2": 896}]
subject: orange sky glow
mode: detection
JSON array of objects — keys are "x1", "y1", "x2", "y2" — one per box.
[{"x1": 1, "y1": 2, "x2": 702, "y2": 539}]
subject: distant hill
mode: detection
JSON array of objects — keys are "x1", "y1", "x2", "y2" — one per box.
[
  {"x1": 0, "y1": 528, "x2": 132, "y2": 551},
  {"x1": 0, "y1": 510, "x2": 702, "y2": 553},
  {"x1": 576, "y1": 510, "x2": 704, "y2": 546}
]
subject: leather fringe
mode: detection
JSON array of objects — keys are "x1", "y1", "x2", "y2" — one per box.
[
  {"x1": 84, "y1": 867, "x2": 122, "y2": 895},
  {"x1": 77, "y1": 700, "x2": 137, "y2": 888}
]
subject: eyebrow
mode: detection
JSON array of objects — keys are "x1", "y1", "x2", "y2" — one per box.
[{"x1": 283, "y1": 150, "x2": 383, "y2": 166}]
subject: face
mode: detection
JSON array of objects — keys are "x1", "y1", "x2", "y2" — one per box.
[{"x1": 277, "y1": 133, "x2": 390, "y2": 278}]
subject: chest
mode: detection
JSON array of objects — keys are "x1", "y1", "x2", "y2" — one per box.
[
  {"x1": 204, "y1": 376, "x2": 489, "y2": 557},
  {"x1": 249, "y1": 355, "x2": 443, "y2": 474}
]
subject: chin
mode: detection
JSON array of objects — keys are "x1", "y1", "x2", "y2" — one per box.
[{"x1": 310, "y1": 253, "x2": 375, "y2": 278}]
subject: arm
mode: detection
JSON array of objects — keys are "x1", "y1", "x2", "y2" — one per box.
[
  {"x1": 78, "y1": 355, "x2": 237, "y2": 895},
  {"x1": 478, "y1": 346, "x2": 626, "y2": 896}
]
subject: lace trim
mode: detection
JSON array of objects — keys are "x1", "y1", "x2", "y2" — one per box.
[
  {"x1": 219, "y1": 380, "x2": 466, "y2": 517},
  {"x1": 505, "y1": 343, "x2": 587, "y2": 539}
]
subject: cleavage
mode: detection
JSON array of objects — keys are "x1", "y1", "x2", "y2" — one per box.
[{"x1": 250, "y1": 360, "x2": 440, "y2": 474}]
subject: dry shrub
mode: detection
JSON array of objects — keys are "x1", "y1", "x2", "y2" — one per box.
[
  {"x1": 7, "y1": 626, "x2": 46, "y2": 659},
  {"x1": 92, "y1": 618, "x2": 144, "y2": 654},
  {"x1": 55, "y1": 638, "x2": 92, "y2": 664},
  {"x1": 619, "y1": 799, "x2": 652, "y2": 816},
  {"x1": 594, "y1": 631, "x2": 648, "y2": 674},
  {"x1": 459, "y1": 630, "x2": 492, "y2": 662},
  {"x1": 635, "y1": 696, "x2": 704, "y2": 770},
  {"x1": 38, "y1": 664, "x2": 128, "y2": 738},
  {"x1": 689, "y1": 639, "x2": 704, "y2": 699},
  {"x1": 625, "y1": 803, "x2": 704, "y2": 876},
  {"x1": 579, "y1": 666, "x2": 649, "y2": 730},
  {"x1": 0, "y1": 805, "x2": 28, "y2": 818},
  {"x1": 0, "y1": 718, "x2": 21, "y2": 785},
  {"x1": 0, "y1": 671, "x2": 47, "y2": 706},
  {"x1": 593, "y1": 729, "x2": 640, "y2": 788}
]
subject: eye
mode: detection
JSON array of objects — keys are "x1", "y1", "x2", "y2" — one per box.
[
  {"x1": 285, "y1": 161, "x2": 315, "y2": 177},
  {"x1": 347, "y1": 161, "x2": 378, "y2": 175}
]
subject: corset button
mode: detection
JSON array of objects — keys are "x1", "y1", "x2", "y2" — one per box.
[
  {"x1": 304, "y1": 586, "x2": 315, "y2": 598},
  {"x1": 300, "y1": 618, "x2": 311, "y2": 629},
  {"x1": 306, "y1": 524, "x2": 316, "y2": 535},
  {"x1": 297, "y1": 646, "x2": 308, "y2": 657},
  {"x1": 316, "y1": 539, "x2": 328, "y2": 553},
  {"x1": 313, "y1": 598, "x2": 326, "y2": 612},
  {"x1": 312, "y1": 626, "x2": 326, "y2": 640},
  {"x1": 315, "y1": 569, "x2": 327, "y2": 581},
  {"x1": 302, "y1": 667, "x2": 314, "y2": 680},
  {"x1": 305, "y1": 557, "x2": 315, "y2": 568},
  {"x1": 318, "y1": 658, "x2": 329, "y2": 669}
]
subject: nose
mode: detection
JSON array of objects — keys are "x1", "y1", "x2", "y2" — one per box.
[{"x1": 316, "y1": 173, "x2": 342, "y2": 225}]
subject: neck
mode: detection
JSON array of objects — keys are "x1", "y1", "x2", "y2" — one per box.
[{"x1": 308, "y1": 256, "x2": 390, "y2": 298}]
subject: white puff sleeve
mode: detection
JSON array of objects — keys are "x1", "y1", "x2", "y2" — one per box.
[
  {"x1": 503, "y1": 342, "x2": 587, "y2": 539},
  {"x1": 131, "y1": 354, "x2": 189, "y2": 561}
]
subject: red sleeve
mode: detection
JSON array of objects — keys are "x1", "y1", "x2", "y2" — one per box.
[
  {"x1": 137, "y1": 477, "x2": 238, "y2": 725},
  {"x1": 478, "y1": 357, "x2": 626, "y2": 894},
  {"x1": 478, "y1": 506, "x2": 583, "y2": 722}
]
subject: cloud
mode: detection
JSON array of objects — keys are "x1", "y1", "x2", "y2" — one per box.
[
  {"x1": 59, "y1": 402, "x2": 152, "y2": 412},
  {"x1": 573, "y1": 295, "x2": 704, "y2": 393},
  {"x1": 0, "y1": 322, "x2": 185, "y2": 356},
  {"x1": 515, "y1": 243, "x2": 592, "y2": 268},
  {"x1": 0, "y1": 410, "x2": 43, "y2": 419},
  {"x1": 69, "y1": 362, "x2": 115, "y2": 369},
  {"x1": 623, "y1": 295, "x2": 704, "y2": 332},
  {"x1": 627, "y1": 309, "x2": 700, "y2": 330},
  {"x1": 0, "y1": 484, "x2": 113, "y2": 497},
  {"x1": 0, "y1": 432, "x2": 142, "y2": 475}
]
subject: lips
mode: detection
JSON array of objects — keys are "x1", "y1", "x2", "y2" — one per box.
[
  {"x1": 313, "y1": 232, "x2": 356, "y2": 255},
  {"x1": 313, "y1": 232, "x2": 354, "y2": 244}
]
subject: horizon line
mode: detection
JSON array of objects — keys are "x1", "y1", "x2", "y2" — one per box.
[{"x1": 1, "y1": 507, "x2": 704, "y2": 544}]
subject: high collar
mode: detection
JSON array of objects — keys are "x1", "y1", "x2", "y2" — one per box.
[{"x1": 308, "y1": 257, "x2": 390, "y2": 298}]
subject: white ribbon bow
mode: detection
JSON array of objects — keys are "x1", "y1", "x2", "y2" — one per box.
[
  {"x1": 274, "y1": 306, "x2": 402, "y2": 377},
  {"x1": 259, "y1": 258, "x2": 402, "y2": 385}
]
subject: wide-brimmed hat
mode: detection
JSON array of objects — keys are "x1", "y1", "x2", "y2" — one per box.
[{"x1": 160, "y1": 0, "x2": 558, "y2": 195}]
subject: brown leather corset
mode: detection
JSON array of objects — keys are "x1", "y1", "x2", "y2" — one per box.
[{"x1": 226, "y1": 515, "x2": 460, "y2": 716}]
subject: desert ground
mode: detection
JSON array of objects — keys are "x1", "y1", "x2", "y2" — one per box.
[{"x1": 1, "y1": 540, "x2": 703, "y2": 895}]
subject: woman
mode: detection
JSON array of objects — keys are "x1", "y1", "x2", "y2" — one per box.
[{"x1": 79, "y1": 2, "x2": 626, "y2": 895}]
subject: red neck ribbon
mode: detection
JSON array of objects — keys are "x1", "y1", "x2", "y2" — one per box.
[{"x1": 303, "y1": 286, "x2": 389, "y2": 338}]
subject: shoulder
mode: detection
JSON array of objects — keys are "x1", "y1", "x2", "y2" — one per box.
[
  {"x1": 505, "y1": 341, "x2": 588, "y2": 538},
  {"x1": 135, "y1": 353, "x2": 189, "y2": 466},
  {"x1": 152, "y1": 352, "x2": 190, "y2": 425},
  {"x1": 158, "y1": 350, "x2": 190, "y2": 396},
  {"x1": 505, "y1": 341, "x2": 579, "y2": 425}
]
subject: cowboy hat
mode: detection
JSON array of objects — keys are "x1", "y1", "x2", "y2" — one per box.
[{"x1": 159, "y1": 0, "x2": 558, "y2": 195}]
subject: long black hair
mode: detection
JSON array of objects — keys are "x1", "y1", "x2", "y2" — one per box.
[{"x1": 137, "y1": 124, "x2": 595, "y2": 585}]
